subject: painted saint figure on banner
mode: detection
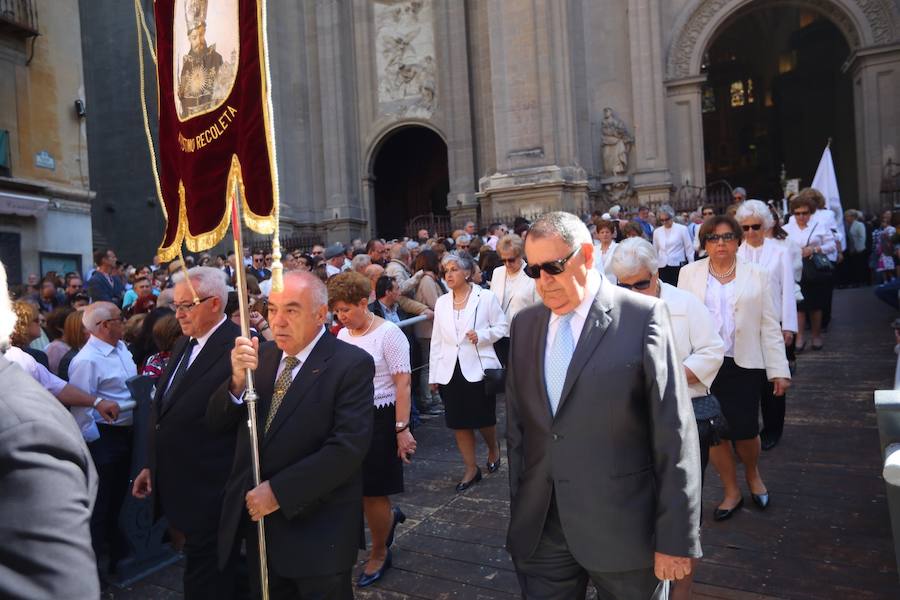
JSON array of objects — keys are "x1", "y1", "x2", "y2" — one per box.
[{"x1": 175, "y1": 0, "x2": 238, "y2": 121}]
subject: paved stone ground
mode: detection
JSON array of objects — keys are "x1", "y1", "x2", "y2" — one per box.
[{"x1": 108, "y1": 287, "x2": 899, "y2": 599}]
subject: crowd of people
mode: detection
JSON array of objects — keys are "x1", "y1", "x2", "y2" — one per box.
[{"x1": 0, "y1": 186, "x2": 886, "y2": 599}]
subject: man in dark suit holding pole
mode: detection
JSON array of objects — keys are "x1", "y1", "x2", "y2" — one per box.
[
  {"x1": 505, "y1": 212, "x2": 702, "y2": 599},
  {"x1": 208, "y1": 270, "x2": 374, "y2": 599},
  {"x1": 132, "y1": 266, "x2": 244, "y2": 599}
]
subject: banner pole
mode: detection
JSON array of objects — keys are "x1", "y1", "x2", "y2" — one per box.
[{"x1": 230, "y1": 182, "x2": 270, "y2": 600}]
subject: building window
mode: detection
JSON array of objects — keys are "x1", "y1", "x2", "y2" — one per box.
[
  {"x1": 0, "y1": 130, "x2": 10, "y2": 177},
  {"x1": 39, "y1": 252, "x2": 83, "y2": 279}
]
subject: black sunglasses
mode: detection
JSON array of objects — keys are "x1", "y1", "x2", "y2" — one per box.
[
  {"x1": 524, "y1": 247, "x2": 581, "y2": 279},
  {"x1": 705, "y1": 232, "x2": 739, "y2": 243},
  {"x1": 793, "y1": 210, "x2": 811, "y2": 216},
  {"x1": 742, "y1": 224, "x2": 762, "y2": 231},
  {"x1": 617, "y1": 279, "x2": 653, "y2": 291}
]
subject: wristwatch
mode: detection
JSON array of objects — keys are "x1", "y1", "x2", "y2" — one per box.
[
  {"x1": 395, "y1": 421, "x2": 409, "y2": 433},
  {"x1": 93, "y1": 397, "x2": 103, "y2": 408}
]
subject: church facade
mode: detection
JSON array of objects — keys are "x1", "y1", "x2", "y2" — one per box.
[{"x1": 81, "y1": 0, "x2": 900, "y2": 254}]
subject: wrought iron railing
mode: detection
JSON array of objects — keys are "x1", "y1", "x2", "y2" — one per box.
[{"x1": 0, "y1": 0, "x2": 39, "y2": 36}]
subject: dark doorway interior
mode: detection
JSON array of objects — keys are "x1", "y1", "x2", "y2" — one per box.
[
  {"x1": 372, "y1": 126, "x2": 449, "y2": 239},
  {"x1": 702, "y1": 8, "x2": 857, "y2": 202}
]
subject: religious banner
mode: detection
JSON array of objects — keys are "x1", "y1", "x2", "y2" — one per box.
[{"x1": 153, "y1": 0, "x2": 278, "y2": 260}]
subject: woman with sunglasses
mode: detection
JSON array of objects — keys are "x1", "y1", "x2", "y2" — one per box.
[
  {"x1": 429, "y1": 253, "x2": 508, "y2": 492},
  {"x1": 736, "y1": 200, "x2": 799, "y2": 450},
  {"x1": 652, "y1": 204, "x2": 695, "y2": 286},
  {"x1": 490, "y1": 234, "x2": 539, "y2": 366},
  {"x1": 783, "y1": 190, "x2": 837, "y2": 351},
  {"x1": 678, "y1": 215, "x2": 791, "y2": 521},
  {"x1": 609, "y1": 237, "x2": 725, "y2": 600}
]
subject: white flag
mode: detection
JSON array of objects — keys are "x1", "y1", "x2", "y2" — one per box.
[{"x1": 811, "y1": 146, "x2": 845, "y2": 249}]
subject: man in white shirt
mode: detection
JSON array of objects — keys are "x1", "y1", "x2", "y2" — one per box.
[
  {"x1": 68, "y1": 301, "x2": 138, "y2": 577},
  {"x1": 653, "y1": 205, "x2": 695, "y2": 286},
  {"x1": 324, "y1": 244, "x2": 346, "y2": 278}
]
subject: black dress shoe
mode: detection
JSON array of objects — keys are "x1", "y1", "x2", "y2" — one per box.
[
  {"x1": 386, "y1": 507, "x2": 406, "y2": 548},
  {"x1": 487, "y1": 445, "x2": 502, "y2": 474},
  {"x1": 455, "y1": 467, "x2": 482, "y2": 492},
  {"x1": 713, "y1": 497, "x2": 744, "y2": 521},
  {"x1": 761, "y1": 434, "x2": 780, "y2": 451},
  {"x1": 751, "y1": 492, "x2": 770, "y2": 510},
  {"x1": 357, "y1": 549, "x2": 392, "y2": 588}
]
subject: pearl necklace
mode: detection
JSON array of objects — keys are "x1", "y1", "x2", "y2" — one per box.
[
  {"x1": 453, "y1": 284, "x2": 472, "y2": 319},
  {"x1": 349, "y1": 312, "x2": 375, "y2": 337},
  {"x1": 709, "y1": 259, "x2": 737, "y2": 279}
]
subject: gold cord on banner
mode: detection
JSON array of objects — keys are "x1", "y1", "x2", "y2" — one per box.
[{"x1": 259, "y1": 0, "x2": 282, "y2": 293}]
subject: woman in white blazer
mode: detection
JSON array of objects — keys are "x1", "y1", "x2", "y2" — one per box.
[
  {"x1": 679, "y1": 216, "x2": 791, "y2": 522},
  {"x1": 430, "y1": 252, "x2": 508, "y2": 492},
  {"x1": 491, "y1": 234, "x2": 540, "y2": 365},
  {"x1": 591, "y1": 219, "x2": 619, "y2": 282},
  {"x1": 736, "y1": 200, "x2": 798, "y2": 451},
  {"x1": 652, "y1": 204, "x2": 695, "y2": 286},
  {"x1": 610, "y1": 237, "x2": 725, "y2": 600}
]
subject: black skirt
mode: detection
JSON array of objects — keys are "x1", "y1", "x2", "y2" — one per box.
[
  {"x1": 798, "y1": 278, "x2": 832, "y2": 312},
  {"x1": 440, "y1": 361, "x2": 497, "y2": 430},
  {"x1": 362, "y1": 403, "x2": 404, "y2": 497},
  {"x1": 710, "y1": 357, "x2": 767, "y2": 441}
]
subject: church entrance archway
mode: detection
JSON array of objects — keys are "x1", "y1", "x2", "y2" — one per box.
[
  {"x1": 700, "y1": 6, "x2": 857, "y2": 200},
  {"x1": 371, "y1": 126, "x2": 449, "y2": 239}
]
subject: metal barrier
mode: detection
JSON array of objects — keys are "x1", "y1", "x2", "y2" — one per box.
[
  {"x1": 111, "y1": 375, "x2": 181, "y2": 587},
  {"x1": 874, "y1": 389, "x2": 900, "y2": 581}
]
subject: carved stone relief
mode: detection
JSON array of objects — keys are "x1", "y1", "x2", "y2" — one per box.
[
  {"x1": 374, "y1": 0, "x2": 436, "y2": 118},
  {"x1": 600, "y1": 107, "x2": 634, "y2": 177},
  {"x1": 666, "y1": 0, "x2": 900, "y2": 80}
]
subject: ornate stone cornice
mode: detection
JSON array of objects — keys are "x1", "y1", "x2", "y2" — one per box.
[{"x1": 666, "y1": 0, "x2": 900, "y2": 80}]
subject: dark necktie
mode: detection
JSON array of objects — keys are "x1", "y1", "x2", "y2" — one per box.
[{"x1": 163, "y1": 338, "x2": 198, "y2": 408}]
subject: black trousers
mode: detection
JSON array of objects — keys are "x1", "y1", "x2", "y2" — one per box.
[
  {"x1": 241, "y1": 519, "x2": 353, "y2": 600},
  {"x1": 88, "y1": 424, "x2": 133, "y2": 571},
  {"x1": 183, "y1": 527, "x2": 248, "y2": 600},
  {"x1": 513, "y1": 498, "x2": 658, "y2": 600}
]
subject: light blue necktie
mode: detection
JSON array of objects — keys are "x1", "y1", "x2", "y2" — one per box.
[{"x1": 546, "y1": 312, "x2": 575, "y2": 416}]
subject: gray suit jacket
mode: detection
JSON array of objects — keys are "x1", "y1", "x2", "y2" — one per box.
[
  {"x1": 0, "y1": 355, "x2": 99, "y2": 599},
  {"x1": 505, "y1": 277, "x2": 702, "y2": 572}
]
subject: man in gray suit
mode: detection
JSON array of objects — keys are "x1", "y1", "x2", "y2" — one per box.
[
  {"x1": 506, "y1": 212, "x2": 701, "y2": 599},
  {"x1": 0, "y1": 260, "x2": 100, "y2": 599}
]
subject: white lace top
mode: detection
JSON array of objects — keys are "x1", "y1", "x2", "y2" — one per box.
[
  {"x1": 338, "y1": 320, "x2": 411, "y2": 408},
  {"x1": 705, "y1": 274, "x2": 736, "y2": 358}
]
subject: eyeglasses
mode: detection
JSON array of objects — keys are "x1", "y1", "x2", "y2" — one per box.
[
  {"x1": 524, "y1": 247, "x2": 581, "y2": 279},
  {"x1": 793, "y1": 210, "x2": 811, "y2": 216},
  {"x1": 658, "y1": 217, "x2": 671, "y2": 223},
  {"x1": 502, "y1": 257, "x2": 519, "y2": 264},
  {"x1": 173, "y1": 296, "x2": 214, "y2": 314},
  {"x1": 702, "y1": 211, "x2": 715, "y2": 216},
  {"x1": 704, "y1": 232, "x2": 739, "y2": 244},
  {"x1": 742, "y1": 224, "x2": 762, "y2": 231},
  {"x1": 312, "y1": 250, "x2": 323, "y2": 256},
  {"x1": 617, "y1": 279, "x2": 653, "y2": 291},
  {"x1": 96, "y1": 316, "x2": 124, "y2": 326}
]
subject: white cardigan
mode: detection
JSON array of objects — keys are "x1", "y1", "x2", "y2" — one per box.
[
  {"x1": 678, "y1": 258, "x2": 790, "y2": 381},
  {"x1": 659, "y1": 282, "x2": 726, "y2": 398},
  {"x1": 490, "y1": 265, "x2": 541, "y2": 327},
  {"x1": 429, "y1": 286, "x2": 509, "y2": 385},
  {"x1": 736, "y1": 238, "x2": 799, "y2": 333}
]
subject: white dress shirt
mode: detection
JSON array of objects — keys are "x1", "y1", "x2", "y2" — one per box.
[
  {"x1": 653, "y1": 223, "x2": 695, "y2": 268},
  {"x1": 232, "y1": 326, "x2": 326, "y2": 404},
  {"x1": 593, "y1": 241, "x2": 618, "y2": 282},
  {"x1": 784, "y1": 220, "x2": 837, "y2": 261},
  {"x1": 787, "y1": 211, "x2": 840, "y2": 259},
  {"x1": 704, "y1": 274, "x2": 736, "y2": 357},
  {"x1": 68, "y1": 336, "x2": 139, "y2": 442},
  {"x1": 545, "y1": 270, "x2": 602, "y2": 368},
  {"x1": 3, "y1": 346, "x2": 67, "y2": 396},
  {"x1": 164, "y1": 315, "x2": 228, "y2": 396}
]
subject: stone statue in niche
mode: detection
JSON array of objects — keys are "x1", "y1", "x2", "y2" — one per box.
[
  {"x1": 601, "y1": 107, "x2": 633, "y2": 177},
  {"x1": 375, "y1": 0, "x2": 435, "y2": 118}
]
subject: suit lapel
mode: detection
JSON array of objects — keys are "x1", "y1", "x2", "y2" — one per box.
[
  {"x1": 532, "y1": 306, "x2": 553, "y2": 423},
  {"x1": 732, "y1": 259, "x2": 750, "y2": 304},
  {"x1": 254, "y1": 342, "x2": 280, "y2": 425},
  {"x1": 555, "y1": 280, "x2": 614, "y2": 417},
  {"x1": 457, "y1": 287, "x2": 482, "y2": 343},
  {"x1": 155, "y1": 336, "x2": 190, "y2": 419},
  {"x1": 160, "y1": 321, "x2": 235, "y2": 419},
  {"x1": 263, "y1": 333, "x2": 335, "y2": 446}
]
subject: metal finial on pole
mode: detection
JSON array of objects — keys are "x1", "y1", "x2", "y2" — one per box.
[{"x1": 230, "y1": 181, "x2": 270, "y2": 600}]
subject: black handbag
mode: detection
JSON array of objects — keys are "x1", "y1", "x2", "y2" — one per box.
[
  {"x1": 472, "y1": 298, "x2": 506, "y2": 396},
  {"x1": 801, "y1": 223, "x2": 834, "y2": 284},
  {"x1": 691, "y1": 394, "x2": 729, "y2": 446}
]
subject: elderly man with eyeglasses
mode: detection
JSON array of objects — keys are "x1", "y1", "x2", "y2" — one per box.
[{"x1": 68, "y1": 301, "x2": 138, "y2": 581}]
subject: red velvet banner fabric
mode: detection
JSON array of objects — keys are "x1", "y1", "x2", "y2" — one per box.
[{"x1": 155, "y1": 0, "x2": 275, "y2": 259}]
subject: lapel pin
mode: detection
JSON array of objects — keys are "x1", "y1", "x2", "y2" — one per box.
[{"x1": 311, "y1": 369, "x2": 320, "y2": 375}]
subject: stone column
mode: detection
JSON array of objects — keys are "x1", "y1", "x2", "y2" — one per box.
[
  {"x1": 478, "y1": 0, "x2": 588, "y2": 217},
  {"x1": 664, "y1": 75, "x2": 707, "y2": 191},
  {"x1": 314, "y1": 0, "x2": 366, "y2": 243},
  {"x1": 628, "y1": 0, "x2": 672, "y2": 204},
  {"x1": 849, "y1": 44, "x2": 900, "y2": 214}
]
